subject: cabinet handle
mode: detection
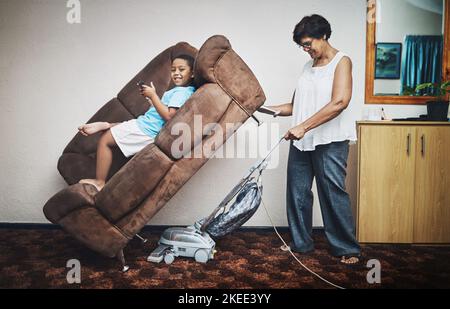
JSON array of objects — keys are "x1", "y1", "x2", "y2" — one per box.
[
  {"x1": 421, "y1": 135, "x2": 425, "y2": 157},
  {"x1": 407, "y1": 134, "x2": 411, "y2": 156}
]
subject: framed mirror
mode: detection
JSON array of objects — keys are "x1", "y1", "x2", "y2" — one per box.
[{"x1": 365, "y1": 0, "x2": 450, "y2": 104}]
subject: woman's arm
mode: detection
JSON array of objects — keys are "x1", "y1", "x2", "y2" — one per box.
[
  {"x1": 259, "y1": 103, "x2": 293, "y2": 116},
  {"x1": 259, "y1": 91, "x2": 296, "y2": 117},
  {"x1": 284, "y1": 57, "x2": 353, "y2": 140}
]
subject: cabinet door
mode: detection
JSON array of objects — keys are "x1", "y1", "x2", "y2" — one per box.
[
  {"x1": 358, "y1": 125, "x2": 416, "y2": 243},
  {"x1": 414, "y1": 126, "x2": 450, "y2": 243}
]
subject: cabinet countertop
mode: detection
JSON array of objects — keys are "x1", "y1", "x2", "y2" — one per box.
[{"x1": 357, "y1": 121, "x2": 450, "y2": 126}]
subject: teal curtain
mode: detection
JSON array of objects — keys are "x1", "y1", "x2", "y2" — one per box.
[{"x1": 400, "y1": 35, "x2": 443, "y2": 95}]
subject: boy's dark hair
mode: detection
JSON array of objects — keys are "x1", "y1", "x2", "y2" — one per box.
[
  {"x1": 173, "y1": 54, "x2": 195, "y2": 69},
  {"x1": 293, "y1": 14, "x2": 332, "y2": 44}
]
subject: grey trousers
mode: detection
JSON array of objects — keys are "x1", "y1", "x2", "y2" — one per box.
[{"x1": 286, "y1": 140, "x2": 360, "y2": 257}]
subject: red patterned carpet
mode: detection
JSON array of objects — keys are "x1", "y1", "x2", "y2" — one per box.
[{"x1": 0, "y1": 228, "x2": 449, "y2": 289}]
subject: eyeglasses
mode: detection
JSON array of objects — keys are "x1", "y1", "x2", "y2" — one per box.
[{"x1": 298, "y1": 39, "x2": 314, "y2": 49}]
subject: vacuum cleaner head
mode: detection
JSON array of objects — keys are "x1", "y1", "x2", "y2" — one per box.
[{"x1": 147, "y1": 223, "x2": 216, "y2": 264}]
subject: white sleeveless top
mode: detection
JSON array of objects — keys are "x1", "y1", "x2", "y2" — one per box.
[{"x1": 292, "y1": 51, "x2": 357, "y2": 151}]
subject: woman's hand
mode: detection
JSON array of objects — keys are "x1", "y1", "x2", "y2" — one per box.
[
  {"x1": 140, "y1": 82, "x2": 157, "y2": 100},
  {"x1": 284, "y1": 125, "x2": 306, "y2": 141}
]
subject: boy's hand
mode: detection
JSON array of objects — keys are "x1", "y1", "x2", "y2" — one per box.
[{"x1": 140, "y1": 82, "x2": 157, "y2": 100}]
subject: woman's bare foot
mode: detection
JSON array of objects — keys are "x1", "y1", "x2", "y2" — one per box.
[
  {"x1": 340, "y1": 256, "x2": 360, "y2": 265},
  {"x1": 280, "y1": 244, "x2": 291, "y2": 252},
  {"x1": 78, "y1": 122, "x2": 110, "y2": 136},
  {"x1": 79, "y1": 179, "x2": 105, "y2": 191}
]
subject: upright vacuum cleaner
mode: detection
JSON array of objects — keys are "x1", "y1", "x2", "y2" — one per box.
[{"x1": 147, "y1": 138, "x2": 283, "y2": 264}]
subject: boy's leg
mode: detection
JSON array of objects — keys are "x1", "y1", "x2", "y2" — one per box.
[
  {"x1": 286, "y1": 142, "x2": 315, "y2": 253},
  {"x1": 79, "y1": 129, "x2": 117, "y2": 191},
  {"x1": 96, "y1": 129, "x2": 117, "y2": 182},
  {"x1": 78, "y1": 122, "x2": 119, "y2": 136}
]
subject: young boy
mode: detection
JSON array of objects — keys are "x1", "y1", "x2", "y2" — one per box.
[{"x1": 77, "y1": 55, "x2": 196, "y2": 191}]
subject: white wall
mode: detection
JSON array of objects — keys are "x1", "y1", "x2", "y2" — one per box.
[{"x1": 0, "y1": 0, "x2": 428, "y2": 226}]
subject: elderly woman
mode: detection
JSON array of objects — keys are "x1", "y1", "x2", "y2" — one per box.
[{"x1": 262, "y1": 14, "x2": 361, "y2": 264}]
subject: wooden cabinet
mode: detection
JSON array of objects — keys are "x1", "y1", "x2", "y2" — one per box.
[
  {"x1": 413, "y1": 126, "x2": 450, "y2": 243},
  {"x1": 357, "y1": 122, "x2": 450, "y2": 244}
]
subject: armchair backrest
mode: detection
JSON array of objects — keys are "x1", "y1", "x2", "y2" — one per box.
[{"x1": 155, "y1": 35, "x2": 266, "y2": 161}]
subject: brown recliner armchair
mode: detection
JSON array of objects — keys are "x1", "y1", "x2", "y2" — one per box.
[{"x1": 43, "y1": 35, "x2": 266, "y2": 270}]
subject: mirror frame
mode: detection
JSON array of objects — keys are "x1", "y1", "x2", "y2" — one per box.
[{"x1": 365, "y1": 0, "x2": 450, "y2": 105}]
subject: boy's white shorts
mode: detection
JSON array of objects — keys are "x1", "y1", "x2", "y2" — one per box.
[{"x1": 110, "y1": 119, "x2": 155, "y2": 158}]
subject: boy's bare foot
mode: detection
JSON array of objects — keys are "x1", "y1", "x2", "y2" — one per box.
[
  {"x1": 78, "y1": 122, "x2": 110, "y2": 136},
  {"x1": 79, "y1": 179, "x2": 105, "y2": 191}
]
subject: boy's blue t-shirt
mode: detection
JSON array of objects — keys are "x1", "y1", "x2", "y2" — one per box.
[{"x1": 136, "y1": 86, "x2": 195, "y2": 138}]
